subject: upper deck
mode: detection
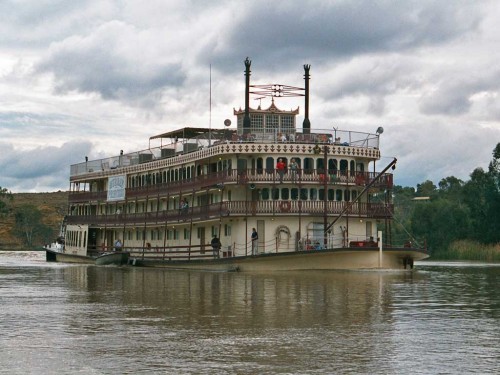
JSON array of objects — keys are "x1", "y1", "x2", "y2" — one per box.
[{"x1": 70, "y1": 127, "x2": 381, "y2": 181}]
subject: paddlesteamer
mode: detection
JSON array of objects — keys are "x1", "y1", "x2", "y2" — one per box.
[{"x1": 61, "y1": 59, "x2": 428, "y2": 270}]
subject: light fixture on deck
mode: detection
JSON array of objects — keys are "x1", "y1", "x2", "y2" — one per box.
[{"x1": 376, "y1": 127, "x2": 384, "y2": 135}]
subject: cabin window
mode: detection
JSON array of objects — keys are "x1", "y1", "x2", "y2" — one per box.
[
  {"x1": 344, "y1": 189, "x2": 351, "y2": 201},
  {"x1": 265, "y1": 157, "x2": 274, "y2": 174},
  {"x1": 237, "y1": 159, "x2": 247, "y2": 175},
  {"x1": 272, "y1": 188, "x2": 280, "y2": 200},
  {"x1": 350, "y1": 160, "x2": 356, "y2": 176},
  {"x1": 211, "y1": 226, "x2": 218, "y2": 237},
  {"x1": 291, "y1": 188, "x2": 299, "y2": 200},
  {"x1": 281, "y1": 188, "x2": 289, "y2": 200},
  {"x1": 340, "y1": 160, "x2": 348, "y2": 174},
  {"x1": 303, "y1": 158, "x2": 314, "y2": 174},
  {"x1": 319, "y1": 188, "x2": 325, "y2": 200},
  {"x1": 224, "y1": 224, "x2": 231, "y2": 236},
  {"x1": 310, "y1": 188, "x2": 317, "y2": 200},
  {"x1": 265, "y1": 114, "x2": 278, "y2": 133},
  {"x1": 328, "y1": 189, "x2": 335, "y2": 200},
  {"x1": 316, "y1": 158, "x2": 325, "y2": 173},
  {"x1": 336, "y1": 189, "x2": 342, "y2": 201},
  {"x1": 329, "y1": 159, "x2": 338, "y2": 174},
  {"x1": 300, "y1": 188, "x2": 308, "y2": 200},
  {"x1": 352, "y1": 190, "x2": 358, "y2": 200},
  {"x1": 256, "y1": 158, "x2": 264, "y2": 174},
  {"x1": 281, "y1": 115, "x2": 294, "y2": 133},
  {"x1": 251, "y1": 114, "x2": 264, "y2": 132},
  {"x1": 261, "y1": 188, "x2": 270, "y2": 200},
  {"x1": 184, "y1": 229, "x2": 190, "y2": 240}
]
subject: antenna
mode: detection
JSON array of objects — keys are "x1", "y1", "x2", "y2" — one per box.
[
  {"x1": 209, "y1": 64, "x2": 212, "y2": 146},
  {"x1": 254, "y1": 96, "x2": 265, "y2": 108}
]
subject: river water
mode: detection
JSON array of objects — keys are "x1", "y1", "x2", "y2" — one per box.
[{"x1": 0, "y1": 252, "x2": 499, "y2": 375}]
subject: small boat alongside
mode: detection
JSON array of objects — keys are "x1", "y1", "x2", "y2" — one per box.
[
  {"x1": 54, "y1": 58, "x2": 428, "y2": 271},
  {"x1": 44, "y1": 240, "x2": 129, "y2": 266}
]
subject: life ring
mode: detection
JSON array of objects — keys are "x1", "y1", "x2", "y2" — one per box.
[{"x1": 280, "y1": 201, "x2": 291, "y2": 212}]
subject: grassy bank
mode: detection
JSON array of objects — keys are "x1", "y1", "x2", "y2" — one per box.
[{"x1": 432, "y1": 240, "x2": 500, "y2": 262}]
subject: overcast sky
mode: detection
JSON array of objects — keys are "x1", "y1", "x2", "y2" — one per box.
[{"x1": 1, "y1": 0, "x2": 499, "y2": 192}]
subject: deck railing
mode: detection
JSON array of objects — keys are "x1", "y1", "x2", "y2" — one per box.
[
  {"x1": 68, "y1": 169, "x2": 393, "y2": 203},
  {"x1": 65, "y1": 199, "x2": 393, "y2": 226},
  {"x1": 70, "y1": 128, "x2": 380, "y2": 177}
]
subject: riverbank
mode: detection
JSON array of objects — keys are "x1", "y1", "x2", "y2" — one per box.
[{"x1": 430, "y1": 240, "x2": 500, "y2": 262}]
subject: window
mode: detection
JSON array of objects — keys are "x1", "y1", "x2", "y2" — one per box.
[
  {"x1": 328, "y1": 189, "x2": 335, "y2": 200},
  {"x1": 224, "y1": 224, "x2": 231, "y2": 236},
  {"x1": 281, "y1": 115, "x2": 294, "y2": 133},
  {"x1": 304, "y1": 158, "x2": 314, "y2": 174},
  {"x1": 336, "y1": 189, "x2": 342, "y2": 201},
  {"x1": 266, "y1": 114, "x2": 279, "y2": 133},
  {"x1": 265, "y1": 157, "x2": 274, "y2": 174},
  {"x1": 251, "y1": 114, "x2": 264, "y2": 132},
  {"x1": 291, "y1": 188, "x2": 299, "y2": 200},
  {"x1": 262, "y1": 188, "x2": 270, "y2": 200},
  {"x1": 272, "y1": 188, "x2": 280, "y2": 200},
  {"x1": 281, "y1": 188, "x2": 289, "y2": 200},
  {"x1": 344, "y1": 189, "x2": 351, "y2": 201},
  {"x1": 310, "y1": 188, "x2": 318, "y2": 200},
  {"x1": 300, "y1": 188, "x2": 308, "y2": 200}
]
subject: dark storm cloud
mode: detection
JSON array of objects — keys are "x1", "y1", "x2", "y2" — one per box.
[
  {"x1": 0, "y1": 0, "x2": 111, "y2": 47},
  {"x1": 209, "y1": 0, "x2": 481, "y2": 69}
]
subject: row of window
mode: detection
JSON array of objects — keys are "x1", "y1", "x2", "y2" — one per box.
[
  {"x1": 104, "y1": 224, "x2": 232, "y2": 242},
  {"x1": 124, "y1": 156, "x2": 366, "y2": 189}
]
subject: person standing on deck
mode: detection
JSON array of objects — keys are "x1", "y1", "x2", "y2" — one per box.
[
  {"x1": 211, "y1": 235, "x2": 221, "y2": 259},
  {"x1": 289, "y1": 158, "x2": 298, "y2": 182},
  {"x1": 251, "y1": 228, "x2": 259, "y2": 255},
  {"x1": 276, "y1": 158, "x2": 286, "y2": 183},
  {"x1": 114, "y1": 239, "x2": 122, "y2": 251}
]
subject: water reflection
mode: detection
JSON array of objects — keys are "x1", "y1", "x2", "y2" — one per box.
[{"x1": 0, "y1": 253, "x2": 499, "y2": 374}]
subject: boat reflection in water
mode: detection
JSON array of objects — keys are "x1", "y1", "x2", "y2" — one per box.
[{"x1": 1, "y1": 253, "x2": 499, "y2": 374}]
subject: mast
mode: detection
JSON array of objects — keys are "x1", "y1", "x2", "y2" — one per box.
[
  {"x1": 243, "y1": 57, "x2": 251, "y2": 134},
  {"x1": 302, "y1": 64, "x2": 311, "y2": 134}
]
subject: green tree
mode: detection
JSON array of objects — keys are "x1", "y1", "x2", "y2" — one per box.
[
  {"x1": 0, "y1": 186, "x2": 13, "y2": 217},
  {"x1": 462, "y1": 167, "x2": 498, "y2": 243},
  {"x1": 13, "y1": 204, "x2": 52, "y2": 248},
  {"x1": 411, "y1": 199, "x2": 470, "y2": 255},
  {"x1": 416, "y1": 180, "x2": 437, "y2": 197}
]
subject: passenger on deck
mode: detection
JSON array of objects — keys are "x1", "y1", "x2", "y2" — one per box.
[
  {"x1": 276, "y1": 158, "x2": 286, "y2": 183},
  {"x1": 211, "y1": 235, "x2": 221, "y2": 259}
]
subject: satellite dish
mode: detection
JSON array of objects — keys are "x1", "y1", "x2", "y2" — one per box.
[
  {"x1": 224, "y1": 119, "x2": 231, "y2": 127},
  {"x1": 376, "y1": 126, "x2": 384, "y2": 135}
]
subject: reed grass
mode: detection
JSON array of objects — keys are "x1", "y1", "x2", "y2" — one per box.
[{"x1": 435, "y1": 240, "x2": 500, "y2": 262}]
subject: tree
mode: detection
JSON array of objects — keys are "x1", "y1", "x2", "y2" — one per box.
[
  {"x1": 0, "y1": 186, "x2": 13, "y2": 217},
  {"x1": 411, "y1": 199, "x2": 470, "y2": 254},
  {"x1": 13, "y1": 204, "x2": 52, "y2": 248},
  {"x1": 416, "y1": 180, "x2": 437, "y2": 198}
]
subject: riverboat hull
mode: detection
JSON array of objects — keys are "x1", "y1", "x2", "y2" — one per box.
[
  {"x1": 45, "y1": 248, "x2": 130, "y2": 266},
  {"x1": 129, "y1": 247, "x2": 428, "y2": 272},
  {"x1": 95, "y1": 251, "x2": 130, "y2": 266},
  {"x1": 45, "y1": 249, "x2": 95, "y2": 264}
]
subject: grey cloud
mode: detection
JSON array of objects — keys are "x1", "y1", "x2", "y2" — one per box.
[
  {"x1": 35, "y1": 21, "x2": 186, "y2": 105},
  {"x1": 210, "y1": 0, "x2": 482, "y2": 69},
  {"x1": 419, "y1": 69, "x2": 500, "y2": 116},
  {"x1": 0, "y1": 141, "x2": 91, "y2": 180}
]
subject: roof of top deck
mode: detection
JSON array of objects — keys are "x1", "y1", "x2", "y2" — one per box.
[{"x1": 150, "y1": 127, "x2": 230, "y2": 140}]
